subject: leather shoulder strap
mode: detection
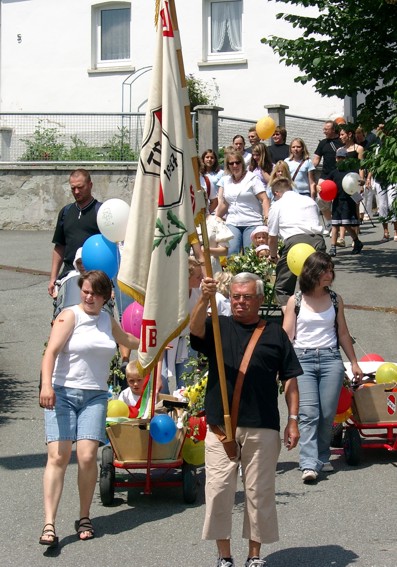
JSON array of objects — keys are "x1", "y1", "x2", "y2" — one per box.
[{"x1": 230, "y1": 319, "x2": 266, "y2": 434}]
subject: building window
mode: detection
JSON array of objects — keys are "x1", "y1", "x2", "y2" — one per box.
[
  {"x1": 204, "y1": 0, "x2": 243, "y2": 62},
  {"x1": 93, "y1": 3, "x2": 131, "y2": 69}
]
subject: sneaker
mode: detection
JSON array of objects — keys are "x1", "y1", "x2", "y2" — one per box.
[
  {"x1": 322, "y1": 462, "x2": 334, "y2": 472},
  {"x1": 322, "y1": 222, "x2": 332, "y2": 236},
  {"x1": 329, "y1": 246, "x2": 336, "y2": 257},
  {"x1": 302, "y1": 469, "x2": 318, "y2": 482},
  {"x1": 352, "y1": 239, "x2": 364, "y2": 254},
  {"x1": 336, "y1": 237, "x2": 346, "y2": 247},
  {"x1": 244, "y1": 558, "x2": 267, "y2": 567},
  {"x1": 217, "y1": 559, "x2": 234, "y2": 567}
]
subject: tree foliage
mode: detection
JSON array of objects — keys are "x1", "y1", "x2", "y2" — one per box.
[
  {"x1": 261, "y1": 0, "x2": 397, "y2": 127},
  {"x1": 363, "y1": 99, "x2": 397, "y2": 198}
]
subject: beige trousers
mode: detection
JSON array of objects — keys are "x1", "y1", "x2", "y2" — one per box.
[{"x1": 202, "y1": 426, "x2": 281, "y2": 543}]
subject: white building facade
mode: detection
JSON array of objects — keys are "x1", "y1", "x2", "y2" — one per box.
[{"x1": 0, "y1": 0, "x2": 343, "y2": 120}]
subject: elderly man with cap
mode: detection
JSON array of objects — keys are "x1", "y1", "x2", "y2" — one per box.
[{"x1": 319, "y1": 147, "x2": 364, "y2": 257}]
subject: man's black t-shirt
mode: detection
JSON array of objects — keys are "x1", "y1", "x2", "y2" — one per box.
[
  {"x1": 190, "y1": 317, "x2": 302, "y2": 431},
  {"x1": 52, "y1": 199, "x2": 101, "y2": 277},
  {"x1": 268, "y1": 143, "x2": 289, "y2": 163},
  {"x1": 314, "y1": 138, "x2": 343, "y2": 176}
]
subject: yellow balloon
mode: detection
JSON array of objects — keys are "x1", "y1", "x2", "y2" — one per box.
[
  {"x1": 182, "y1": 437, "x2": 205, "y2": 466},
  {"x1": 287, "y1": 243, "x2": 316, "y2": 276},
  {"x1": 375, "y1": 362, "x2": 397, "y2": 384},
  {"x1": 256, "y1": 116, "x2": 276, "y2": 140},
  {"x1": 107, "y1": 399, "x2": 129, "y2": 418}
]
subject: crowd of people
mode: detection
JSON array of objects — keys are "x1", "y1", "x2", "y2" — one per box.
[{"x1": 39, "y1": 114, "x2": 392, "y2": 566}]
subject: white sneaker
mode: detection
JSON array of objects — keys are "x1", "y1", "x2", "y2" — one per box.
[
  {"x1": 244, "y1": 558, "x2": 267, "y2": 567},
  {"x1": 322, "y1": 222, "x2": 332, "y2": 236},
  {"x1": 322, "y1": 462, "x2": 334, "y2": 472},
  {"x1": 216, "y1": 559, "x2": 234, "y2": 567},
  {"x1": 302, "y1": 469, "x2": 318, "y2": 482}
]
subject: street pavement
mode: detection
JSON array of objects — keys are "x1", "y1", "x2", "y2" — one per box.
[{"x1": 0, "y1": 222, "x2": 396, "y2": 567}]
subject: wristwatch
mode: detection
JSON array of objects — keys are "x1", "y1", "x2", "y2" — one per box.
[{"x1": 288, "y1": 415, "x2": 299, "y2": 421}]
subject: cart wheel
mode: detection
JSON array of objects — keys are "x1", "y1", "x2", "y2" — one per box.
[
  {"x1": 182, "y1": 461, "x2": 198, "y2": 504},
  {"x1": 330, "y1": 423, "x2": 344, "y2": 448},
  {"x1": 99, "y1": 446, "x2": 115, "y2": 505},
  {"x1": 343, "y1": 427, "x2": 361, "y2": 466}
]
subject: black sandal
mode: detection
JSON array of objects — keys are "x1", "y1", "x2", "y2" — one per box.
[
  {"x1": 39, "y1": 523, "x2": 59, "y2": 548},
  {"x1": 74, "y1": 517, "x2": 95, "y2": 541}
]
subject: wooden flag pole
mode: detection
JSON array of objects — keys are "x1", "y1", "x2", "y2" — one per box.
[{"x1": 167, "y1": 0, "x2": 233, "y2": 442}]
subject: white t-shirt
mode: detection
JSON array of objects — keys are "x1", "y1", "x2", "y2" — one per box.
[
  {"x1": 224, "y1": 171, "x2": 265, "y2": 226},
  {"x1": 119, "y1": 388, "x2": 140, "y2": 406},
  {"x1": 53, "y1": 304, "x2": 116, "y2": 390},
  {"x1": 268, "y1": 190, "x2": 323, "y2": 241}
]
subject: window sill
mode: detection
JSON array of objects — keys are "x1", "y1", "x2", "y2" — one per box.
[
  {"x1": 87, "y1": 66, "x2": 135, "y2": 75},
  {"x1": 198, "y1": 58, "x2": 247, "y2": 68}
]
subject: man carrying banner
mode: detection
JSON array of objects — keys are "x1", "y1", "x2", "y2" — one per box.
[{"x1": 190, "y1": 272, "x2": 301, "y2": 567}]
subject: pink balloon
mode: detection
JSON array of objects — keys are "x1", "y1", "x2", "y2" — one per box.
[{"x1": 121, "y1": 301, "x2": 144, "y2": 338}]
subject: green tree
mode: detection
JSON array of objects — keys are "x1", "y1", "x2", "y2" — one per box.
[
  {"x1": 261, "y1": 0, "x2": 397, "y2": 127},
  {"x1": 362, "y1": 102, "x2": 397, "y2": 219}
]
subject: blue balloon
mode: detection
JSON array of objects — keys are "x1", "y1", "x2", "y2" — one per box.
[
  {"x1": 82, "y1": 234, "x2": 119, "y2": 279},
  {"x1": 150, "y1": 414, "x2": 177, "y2": 444}
]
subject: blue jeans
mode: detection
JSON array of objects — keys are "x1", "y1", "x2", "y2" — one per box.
[
  {"x1": 295, "y1": 348, "x2": 345, "y2": 471},
  {"x1": 226, "y1": 225, "x2": 257, "y2": 256}
]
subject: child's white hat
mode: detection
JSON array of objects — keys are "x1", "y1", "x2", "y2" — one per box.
[
  {"x1": 255, "y1": 244, "x2": 270, "y2": 253},
  {"x1": 73, "y1": 247, "x2": 83, "y2": 270},
  {"x1": 250, "y1": 225, "x2": 269, "y2": 242}
]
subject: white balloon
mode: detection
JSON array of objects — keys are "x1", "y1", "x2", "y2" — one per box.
[
  {"x1": 97, "y1": 199, "x2": 130, "y2": 242},
  {"x1": 342, "y1": 172, "x2": 360, "y2": 196}
]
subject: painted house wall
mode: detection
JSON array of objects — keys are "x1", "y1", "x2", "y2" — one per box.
[{"x1": 0, "y1": 0, "x2": 343, "y2": 120}]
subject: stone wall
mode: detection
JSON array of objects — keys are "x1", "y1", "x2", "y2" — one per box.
[{"x1": 0, "y1": 166, "x2": 137, "y2": 230}]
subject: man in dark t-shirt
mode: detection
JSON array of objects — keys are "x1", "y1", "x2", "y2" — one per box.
[
  {"x1": 312, "y1": 120, "x2": 343, "y2": 231},
  {"x1": 190, "y1": 272, "x2": 301, "y2": 567},
  {"x1": 48, "y1": 169, "x2": 101, "y2": 296}
]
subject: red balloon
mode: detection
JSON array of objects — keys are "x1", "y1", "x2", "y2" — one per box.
[
  {"x1": 187, "y1": 416, "x2": 207, "y2": 441},
  {"x1": 121, "y1": 301, "x2": 144, "y2": 339},
  {"x1": 320, "y1": 180, "x2": 338, "y2": 202},
  {"x1": 336, "y1": 386, "x2": 353, "y2": 414},
  {"x1": 359, "y1": 353, "x2": 385, "y2": 362}
]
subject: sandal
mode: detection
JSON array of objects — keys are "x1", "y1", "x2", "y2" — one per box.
[
  {"x1": 381, "y1": 232, "x2": 390, "y2": 243},
  {"x1": 39, "y1": 523, "x2": 59, "y2": 548},
  {"x1": 75, "y1": 517, "x2": 95, "y2": 541}
]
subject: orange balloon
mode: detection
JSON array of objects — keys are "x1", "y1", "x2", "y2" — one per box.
[
  {"x1": 334, "y1": 117, "x2": 346, "y2": 125},
  {"x1": 256, "y1": 116, "x2": 276, "y2": 140}
]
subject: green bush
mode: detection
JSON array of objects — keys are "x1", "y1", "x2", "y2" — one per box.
[{"x1": 20, "y1": 120, "x2": 67, "y2": 161}]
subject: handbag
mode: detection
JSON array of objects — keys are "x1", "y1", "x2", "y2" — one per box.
[{"x1": 211, "y1": 319, "x2": 266, "y2": 460}]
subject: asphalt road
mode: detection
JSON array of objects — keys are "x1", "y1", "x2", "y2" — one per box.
[{"x1": 0, "y1": 224, "x2": 396, "y2": 567}]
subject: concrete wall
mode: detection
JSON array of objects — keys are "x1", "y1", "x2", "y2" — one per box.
[{"x1": 0, "y1": 167, "x2": 136, "y2": 230}]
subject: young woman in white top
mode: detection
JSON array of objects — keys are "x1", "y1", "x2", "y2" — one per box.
[
  {"x1": 39, "y1": 270, "x2": 139, "y2": 547},
  {"x1": 283, "y1": 252, "x2": 362, "y2": 483},
  {"x1": 216, "y1": 151, "x2": 270, "y2": 256}
]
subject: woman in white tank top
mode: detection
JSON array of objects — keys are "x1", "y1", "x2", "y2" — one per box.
[
  {"x1": 283, "y1": 252, "x2": 363, "y2": 483},
  {"x1": 39, "y1": 271, "x2": 139, "y2": 548}
]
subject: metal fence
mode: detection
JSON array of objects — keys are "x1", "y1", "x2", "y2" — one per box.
[
  {"x1": 0, "y1": 113, "x2": 147, "y2": 162},
  {"x1": 0, "y1": 110, "x2": 324, "y2": 163}
]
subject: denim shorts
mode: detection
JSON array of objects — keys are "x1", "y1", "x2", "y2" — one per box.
[{"x1": 44, "y1": 385, "x2": 108, "y2": 445}]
